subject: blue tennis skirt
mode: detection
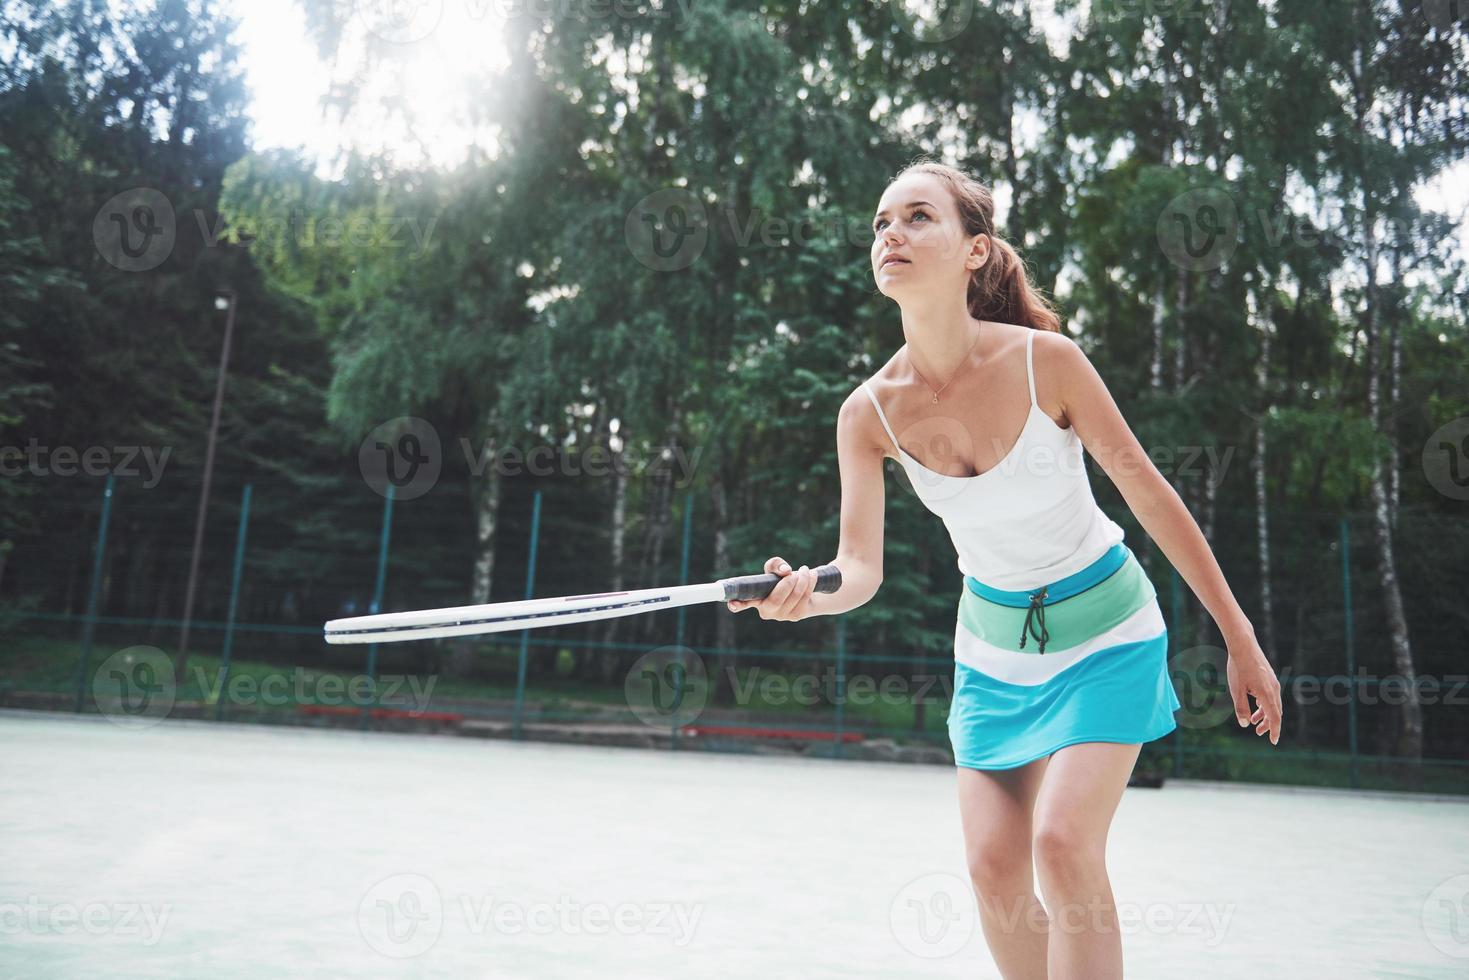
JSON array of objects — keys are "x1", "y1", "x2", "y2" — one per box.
[{"x1": 947, "y1": 542, "x2": 1181, "y2": 771}]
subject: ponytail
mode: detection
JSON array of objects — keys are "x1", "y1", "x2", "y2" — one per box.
[{"x1": 896, "y1": 159, "x2": 1062, "y2": 333}]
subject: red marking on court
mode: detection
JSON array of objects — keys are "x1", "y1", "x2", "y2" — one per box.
[
  {"x1": 679, "y1": 724, "x2": 864, "y2": 743},
  {"x1": 296, "y1": 704, "x2": 464, "y2": 723}
]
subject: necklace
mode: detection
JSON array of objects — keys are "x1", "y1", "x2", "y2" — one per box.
[{"x1": 907, "y1": 323, "x2": 984, "y2": 404}]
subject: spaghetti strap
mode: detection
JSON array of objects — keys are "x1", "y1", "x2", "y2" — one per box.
[
  {"x1": 1025, "y1": 330, "x2": 1038, "y2": 409},
  {"x1": 860, "y1": 382, "x2": 903, "y2": 457}
]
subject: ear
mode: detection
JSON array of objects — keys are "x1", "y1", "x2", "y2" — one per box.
[{"x1": 966, "y1": 233, "x2": 991, "y2": 272}]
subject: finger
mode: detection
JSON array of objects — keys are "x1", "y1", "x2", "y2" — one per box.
[
  {"x1": 1231, "y1": 681, "x2": 1251, "y2": 728},
  {"x1": 766, "y1": 556, "x2": 791, "y2": 575},
  {"x1": 774, "y1": 566, "x2": 806, "y2": 618},
  {"x1": 798, "y1": 564, "x2": 816, "y2": 608}
]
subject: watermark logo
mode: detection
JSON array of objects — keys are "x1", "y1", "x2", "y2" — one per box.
[
  {"x1": 625, "y1": 645, "x2": 709, "y2": 728},
  {"x1": 1422, "y1": 417, "x2": 1469, "y2": 501},
  {"x1": 92, "y1": 646, "x2": 176, "y2": 729},
  {"x1": 0, "y1": 898, "x2": 172, "y2": 944},
  {"x1": 1423, "y1": 873, "x2": 1469, "y2": 958},
  {"x1": 356, "y1": 0, "x2": 445, "y2": 44},
  {"x1": 1416, "y1": 0, "x2": 1464, "y2": 32},
  {"x1": 190, "y1": 666, "x2": 437, "y2": 712},
  {"x1": 1090, "y1": 0, "x2": 1208, "y2": 23},
  {"x1": 1157, "y1": 188, "x2": 1239, "y2": 272},
  {"x1": 889, "y1": 0, "x2": 975, "y2": 42},
  {"x1": 625, "y1": 188, "x2": 709, "y2": 272},
  {"x1": 890, "y1": 872, "x2": 976, "y2": 958},
  {"x1": 359, "y1": 417, "x2": 443, "y2": 501},
  {"x1": 0, "y1": 441, "x2": 172, "y2": 488},
  {"x1": 1168, "y1": 644, "x2": 1234, "y2": 730},
  {"x1": 93, "y1": 188, "x2": 176, "y2": 272},
  {"x1": 358, "y1": 873, "x2": 444, "y2": 958}
]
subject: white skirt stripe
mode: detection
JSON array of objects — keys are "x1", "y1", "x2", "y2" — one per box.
[{"x1": 953, "y1": 599, "x2": 1167, "y2": 687}]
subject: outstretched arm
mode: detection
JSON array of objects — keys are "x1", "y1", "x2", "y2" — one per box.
[{"x1": 1043, "y1": 332, "x2": 1283, "y2": 745}]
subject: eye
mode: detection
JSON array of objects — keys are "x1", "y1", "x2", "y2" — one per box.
[{"x1": 872, "y1": 210, "x2": 930, "y2": 235}]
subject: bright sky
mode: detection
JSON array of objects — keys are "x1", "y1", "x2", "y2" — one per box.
[
  {"x1": 228, "y1": 0, "x2": 509, "y2": 175},
  {"x1": 227, "y1": 0, "x2": 1466, "y2": 259}
]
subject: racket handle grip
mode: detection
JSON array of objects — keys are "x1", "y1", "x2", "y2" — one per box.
[{"x1": 723, "y1": 563, "x2": 842, "y2": 602}]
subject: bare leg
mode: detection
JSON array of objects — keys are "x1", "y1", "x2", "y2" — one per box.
[
  {"x1": 956, "y1": 758, "x2": 1051, "y2": 980},
  {"x1": 1030, "y1": 742, "x2": 1141, "y2": 980}
]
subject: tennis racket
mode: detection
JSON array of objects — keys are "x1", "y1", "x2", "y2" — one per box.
[{"x1": 323, "y1": 564, "x2": 842, "y2": 644}]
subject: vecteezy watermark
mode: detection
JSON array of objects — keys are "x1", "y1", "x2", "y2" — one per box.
[
  {"x1": 356, "y1": 0, "x2": 697, "y2": 45},
  {"x1": 93, "y1": 187, "x2": 438, "y2": 273},
  {"x1": 197, "y1": 209, "x2": 438, "y2": 258},
  {"x1": 973, "y1": 892, "x2": 1237, "y2": 945},
  {"x1": 1167, "y1": 645, "x2": 1236, "y2": 730},
  {"x1": 92, "y1": 647, "x2": 177, "y2": 729},
  {"x1": 355, "y1": 0, "x2": 445, "y2": 43},
  {"x1": 890, "y1": 872, "x2": 977, "y2": 958},
  {"x1": 356, "y1": 873, "x2": 703, "y2": 958},
  {"x1": 1088, "y1": 0, "x2": 1209, "y2": 23},
  {"x1": 1422, "y1": 417, "x2": 1469, "y2": 501},
  {"x1": 625, "y1": 188, "x2": 711, "y2": 272},
  {"x1": 0, "y1": 441, "x2": 172, "y2": 488},
  {"x1": 723, "y1": 666, "x2": 954, "y2": 709},
  {"x1": 190, "y1": 666, "x2": 438, "y2": 713},
  {"x1": 1159, "y1": 188, "x2": 1422, "y2": 272},
  {"x1": 93, "y1": 188, "x2": 176, "y2": 272},
  {"x1": 625, "y1": 646, "x2": 709, "y2": 728},
  {"x1": 357, "y1": 417, "x2": 705, "y2": 499},
  {"x1": 889, "y1": 0, "x2": 975, "y2": 42},
  {"x1": 1157, "y1": 188, "x2": 1241, "y2": 273},
  {"x1": 627, "y1": 192, "x2": 934, "y2": 272},
  {"x1": 0, "y1": 897, "x2": 172, "y2": 945},
  {"x1": 359, "y1": 874, "x2": 443, "y2": 958},
  {"x1": 1411, "y1": 0, "x2": 1465, "y2": 33},
  {"x1": 1280, "y1": 668, "x2": 1468, "y2": 707},
  {"x1": 359, "y1": 417, "x2": 444, "y2": 502},
  {"x1": 1422, "y1": 873, "x2": 1469, "y2": 959},
  {"x1": 495, "y1": 0, "x2": 699, "y2": 29}
]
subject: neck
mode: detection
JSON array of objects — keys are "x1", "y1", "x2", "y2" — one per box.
[{"x1": 899, "y1": 298, "x2": 984, "y2": 390}]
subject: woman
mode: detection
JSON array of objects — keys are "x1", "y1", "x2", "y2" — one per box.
[{"x1": 727, "y1": 159, "x2": 1283, "y2": 979}]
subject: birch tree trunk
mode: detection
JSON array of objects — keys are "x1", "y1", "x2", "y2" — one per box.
[
  {"x1": 1362, "y1": 214, "x2": 1422, "y2": 764},
  {"x1": 1251, "y1": 284, "x2": 1279, "y2": 666}
]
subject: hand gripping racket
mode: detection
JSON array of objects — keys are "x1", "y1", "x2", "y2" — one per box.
[{"x1": 323, "y1": 564, "x2": 842, "y2": 644}]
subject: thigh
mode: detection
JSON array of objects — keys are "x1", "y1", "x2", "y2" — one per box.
[
  {"x1": 1032, "y1": 742, "x2": 1141, "y2": 853},
  {"x1": 956, "y1": 758, "x2": 1050, "y2": 875}
]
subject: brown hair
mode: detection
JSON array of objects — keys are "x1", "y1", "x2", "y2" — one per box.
[{"x1": 893, "y1": 159, "x2": 1062, "y2": 333}]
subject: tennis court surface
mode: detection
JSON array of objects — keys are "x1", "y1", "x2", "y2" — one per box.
[{"x1": 3, "y1": 711, "x2": 1465, "y2": 978}]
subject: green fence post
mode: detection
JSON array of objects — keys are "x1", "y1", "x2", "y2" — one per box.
[
  {"x1": 513, "y1": 490, "x2": 542, "y2": 742},
  {"x1": 672, "y1": 493, "x2": 693, "y2": 751},
  {"x1": 361, "y1": 484, "x2": 395, "y2": 731},
  {"x1": 73, "y1": 474, "x2": 116, "y2": 713},
  {"x1": 1170, "y1": 566, "x2": 1184, "y2": 779},
  {"x1": 216, "y1": 484, "x2": 252, "y2": 722},
  {"x1": 833, "y1": 616, "x2": 847, "y2": 759},
  {"x1": 675, "y1": 494, "x2": 693, "y2": 647},
  {"x1": 1341, "y1": 517, "x2": 1358, "y2": 789}
]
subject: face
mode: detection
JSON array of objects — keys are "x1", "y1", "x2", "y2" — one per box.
[{"x1": 870, "y1": 172, "x2": 990, "y2": 301}]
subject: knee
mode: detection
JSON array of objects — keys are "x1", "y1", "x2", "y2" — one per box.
[
  {"x1": 1031, "y1": 820, "x2": 1100, "y2": 883},
  {"x1": 966, "y1": 838, "x2": 1031, "y2": 895}
]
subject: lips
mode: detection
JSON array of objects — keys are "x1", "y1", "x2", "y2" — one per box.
[{"x1": 881, "y1": 255, "x2": 910, "y2": 268}]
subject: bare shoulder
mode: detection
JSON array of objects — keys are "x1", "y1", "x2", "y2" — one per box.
[
  {"x1": 1027, "y1": 329, "x2": 1086, "y2": 430},
  {"x1": 838, "y1": 378, "x2": 894, "y2": 462}
]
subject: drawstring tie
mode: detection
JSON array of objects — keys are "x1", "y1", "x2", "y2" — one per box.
[{"x1": 1019, "y1": 585, "x2": 1049, "y2": 654}]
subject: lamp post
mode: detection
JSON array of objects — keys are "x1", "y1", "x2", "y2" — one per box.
[{"x1": 176, "y1": 288, "x2": 237, "y2": 684}]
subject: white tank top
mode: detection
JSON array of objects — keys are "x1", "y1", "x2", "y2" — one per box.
[{"x1": 861, "y1": 329, "x2": 1126, "y2": 590}]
